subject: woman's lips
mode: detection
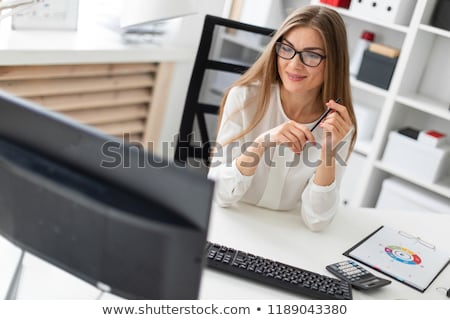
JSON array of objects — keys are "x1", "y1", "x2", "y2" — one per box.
[{"x1": 287, "y1": 72, "x2": 306, "y2": 81}]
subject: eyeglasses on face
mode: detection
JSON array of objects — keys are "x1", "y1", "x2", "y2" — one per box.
[{"x1": 275, "y1": 42, "x2": 326, "y2": 67}]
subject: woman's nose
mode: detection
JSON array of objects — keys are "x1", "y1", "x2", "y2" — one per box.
[{"x1": 289, "y1": 55, "x2": 306, "y2": 69}]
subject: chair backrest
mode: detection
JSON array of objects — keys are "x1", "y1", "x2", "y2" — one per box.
[{"x1": 175, "y1": 15, "x2": 274, "y2": 171}]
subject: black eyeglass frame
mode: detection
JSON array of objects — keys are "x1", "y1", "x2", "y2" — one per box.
[{"x1": 275, "y1": 41, "x2": 326, "y2": 67}]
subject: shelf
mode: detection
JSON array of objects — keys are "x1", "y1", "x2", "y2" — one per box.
[
  {"x1": 350, "y1": 76, "x2": 388, "y2": 97},
  {"x1": 419, "y1": 24, "x2": 450, "y2": 39},
  {"x1": 396, "y1": 94, "x2": 450, "y2": 121},
  {"x1": 354, "y1": 139, "x2": 371, "y2": 156},
  {"x1": 316, "y1": 3, "x2": 409, "y2": 33},
  {"x1": 374, "y1": 161, "x2": 450, "y2": 199},
  {"x1": 220, "y1": 33, "x2": 266, "y2": 53},
  {"x1": 212, "y1": 56, "x2": 253, "y2": 67}
]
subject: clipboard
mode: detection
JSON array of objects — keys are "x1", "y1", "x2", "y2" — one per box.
[{"x1": 344, "y1": 225, "x2": 450, "y2": 292}]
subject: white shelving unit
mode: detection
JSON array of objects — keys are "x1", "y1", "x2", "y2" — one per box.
[
  {"x1": 218, "y1": 0, "x2": 450, "y2": 212},
  {"x1": 313, "y1": 0, "x2": 450, "y2": 211}
]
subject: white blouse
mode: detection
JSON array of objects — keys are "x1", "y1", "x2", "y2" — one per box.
[{"x1": 207, "y1": 83, "x2": 352, "y2": 231}]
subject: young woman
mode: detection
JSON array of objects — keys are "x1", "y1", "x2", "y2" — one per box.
[{"x1": 208, "y1": 5, "x2": 357, "y2": 231}]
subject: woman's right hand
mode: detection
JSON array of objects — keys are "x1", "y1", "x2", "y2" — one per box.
[
  {"x1": 237, "y1": 120, "x2": 315, "y2": 176},
  {"x1": 255, "y1": 120, "x2": 316, "y2": 154}
]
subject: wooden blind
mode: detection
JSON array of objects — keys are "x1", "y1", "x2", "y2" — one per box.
[{"x1": 0, "y1": 63, "x2": 160, "y2": 144}]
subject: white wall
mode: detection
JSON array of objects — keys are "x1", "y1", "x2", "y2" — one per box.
[
  {"x1": 239, "y1": 0, "x2": 284, "y2": 28},
  {"x1": 156, "y1": 0, "x2": 229, "y2": 159}
]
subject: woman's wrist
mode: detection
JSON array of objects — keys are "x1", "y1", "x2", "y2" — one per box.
[
  {"x1": 236, "y1": 139, "x2": 265, "y2": 176},
  {"x1": 314, "y1": 149, "x2": 336, "y2": 186},
  {"x1": 320, "y1": 143, "x2": 336, "y2": 167}
]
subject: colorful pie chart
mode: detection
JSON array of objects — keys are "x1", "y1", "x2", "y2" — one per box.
[{"x1": 385, "y1": 245, "x2": 422, "y2": 265}]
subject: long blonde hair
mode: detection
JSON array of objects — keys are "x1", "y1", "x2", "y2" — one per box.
[{"x1": 217, "y1": 5, "x2": 357, "y2": 153}]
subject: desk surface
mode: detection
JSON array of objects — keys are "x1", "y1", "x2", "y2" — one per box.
[
  {"x1": 200, "y1": 203, "x2": 450, "y2": 300},
  {"x1": 1, "y1": 203, "x2": 449, "y2": 300}
]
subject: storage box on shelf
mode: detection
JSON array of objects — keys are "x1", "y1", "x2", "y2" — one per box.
[
  {"x1": 319, "y1": 0, "x2": 351, "y2": 9},
  {"x1": 352, "y1": 33, "x2": 402, "y2": 90},
  {"x1": 348, "y1": 0, "x2": 417, "y2": 26},
  {"x1": 376, "y1": 177, "x2": 450, "y2": 214},
  {"x1": 357, "y1": 49, "x2": 398, "y2": 89},
  {"x1": 430, "y1": 0, "x2": 450, "y2": 31},
  {"x1": 373, "y1": 101, "x2": 450, "y2": 199},
  {"x1": 381, "y1": 130, "x2": 450, "y2": 183}
]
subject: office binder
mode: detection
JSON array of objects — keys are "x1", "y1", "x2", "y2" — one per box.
[{"x1": 344, "y1": 226, "x2": 450, "y2": 292}]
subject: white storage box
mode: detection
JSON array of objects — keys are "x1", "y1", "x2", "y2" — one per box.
[
  {"x1": 349, "y1": 0, "x2": 416, "y2": 26},
  {"x1": 376, "y1": 177, "x2": 450, "y2": 214},
  {"x1": 382, "y1": 131, "x2": 450, "y2": 183}
]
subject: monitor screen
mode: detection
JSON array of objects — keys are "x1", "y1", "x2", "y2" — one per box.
[{"x1": 0, "y1": 90, "x2": 214, "y2": 299}]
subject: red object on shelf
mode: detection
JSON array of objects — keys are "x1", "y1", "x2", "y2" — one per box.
[
  {"x1": 418, "y1": 130, "x2": 447, "y2": 147},
  {"x1": 426, "y1": 130, "x2": 445, "y2": 139},
  {"x1": 320, "y1": 0, "x2": 351, "y2": 9},
  {"x1": 361, "y1": 31, "x2": 375, "y2": 41}
]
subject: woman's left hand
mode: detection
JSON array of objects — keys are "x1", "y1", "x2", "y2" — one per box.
[{"x1": 319, "y1": 99, "x2": 352, "y2": 152}]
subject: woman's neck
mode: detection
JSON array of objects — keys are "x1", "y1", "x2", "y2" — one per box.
[{"x1": 279, "y1": 85, "x2": 323, "y2": 123}]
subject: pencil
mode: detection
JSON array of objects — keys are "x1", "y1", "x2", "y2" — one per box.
[{"x1": 310, "y1": 98, "x2": 342, "y2": 132}]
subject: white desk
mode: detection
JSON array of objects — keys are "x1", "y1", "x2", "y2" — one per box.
[
  {"x1": 200, "y1": 203, "x2": 450, "y2": 300},
  {"x1": 0, "y1": 204, "x2": 449, "y2": 300}
]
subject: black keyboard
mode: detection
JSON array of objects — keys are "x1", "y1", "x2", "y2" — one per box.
[{"x1": 205, "y1": 241, "x2": 352, "y2": 300}]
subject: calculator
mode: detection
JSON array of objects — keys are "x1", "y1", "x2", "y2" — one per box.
[{"x1": 326, "y1": 260, "x2": 391, "y2": 290}]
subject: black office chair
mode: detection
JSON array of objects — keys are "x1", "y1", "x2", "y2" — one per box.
[{"x1": 175, "y1": 15, "x2": 274, "y2": 172}]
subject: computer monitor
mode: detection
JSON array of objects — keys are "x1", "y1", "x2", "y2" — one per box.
[{"x1": 0, "y1": 90, "x2": 214, "y2": 299}]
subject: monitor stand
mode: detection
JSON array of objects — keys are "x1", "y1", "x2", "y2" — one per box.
[{"x1": 5, "y1": 251, "x2": 24, "y2": 300}]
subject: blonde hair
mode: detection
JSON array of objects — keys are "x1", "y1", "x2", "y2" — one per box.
[{"x1": 217, "y1": 5, "x2": 357, "y2": 154}]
